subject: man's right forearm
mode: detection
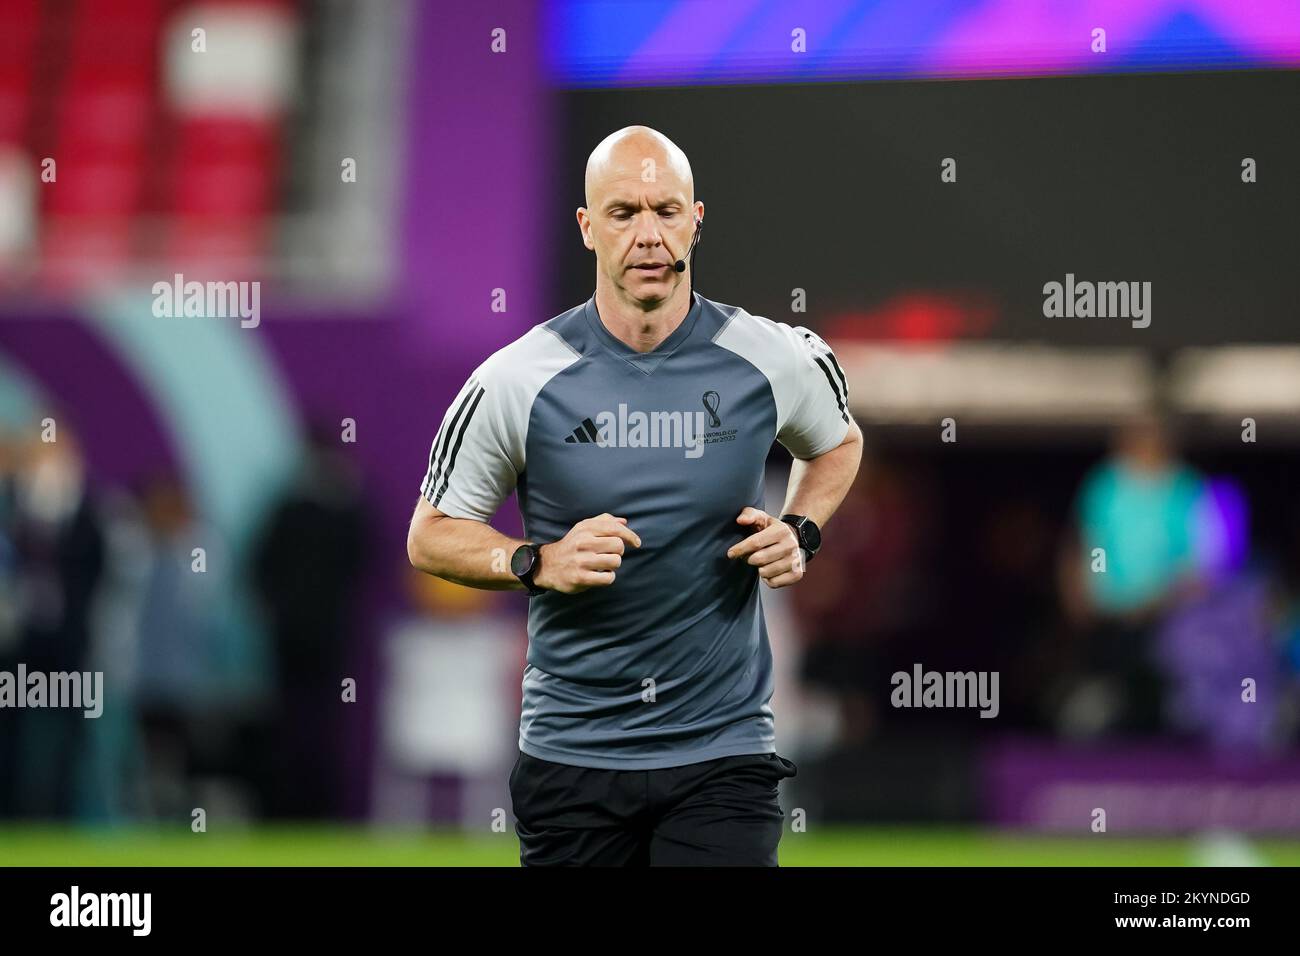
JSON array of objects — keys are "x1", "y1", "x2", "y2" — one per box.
[
  {"x1": 407, "y1": 508, "x2": 532, "y2": 591},
  {"x1": 409, "y1": 500, "x2": 634, "y2": 595}
]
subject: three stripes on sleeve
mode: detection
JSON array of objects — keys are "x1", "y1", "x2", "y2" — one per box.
[
  {"x1": 800, "y1": 329, "x2": 850, "y2": 425},
  {"x1": 420, "y1": 377, "x2": 485, "y2": 509}
]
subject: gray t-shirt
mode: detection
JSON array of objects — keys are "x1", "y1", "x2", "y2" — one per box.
[{"x1": 419, "y1": 293, "x2": 850, "y2": 769}]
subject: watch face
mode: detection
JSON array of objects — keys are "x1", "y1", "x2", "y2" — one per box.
[
  {"x1": 511, "y1": 545, "x2": 536, "y2": 577},
  {"x1": 801, "y1": 520, "x2": 821, "y2": 553}
]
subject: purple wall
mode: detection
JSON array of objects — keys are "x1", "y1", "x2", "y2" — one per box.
[
  {"x1": 0, "y1": 313, "x2": 177, "y2": 486},
  {"x1": 0, "y1": 0, "x2": 553, "y2": 821},
  {"x1": 985, "y1": 737, "x2": 1300, "y2": 833},
  {"x1": 254, "y1": 0, "x2": 553, "y2": 816}
]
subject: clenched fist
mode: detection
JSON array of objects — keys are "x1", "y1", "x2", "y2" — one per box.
[
  {"x1": 535, "y1": 513, "x2": 642, "y2": 594},
  {"x1": 726, "y1": 506, "x2": 805, "y2": 589}
]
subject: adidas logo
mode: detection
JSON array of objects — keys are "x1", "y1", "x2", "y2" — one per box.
[{"x1": 564, "y1": 418, "x2": 601, "y2": 444}]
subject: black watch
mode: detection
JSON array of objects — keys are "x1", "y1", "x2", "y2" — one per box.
[
  {"x1": 510, "y1": 543, "x2": 546, "y2": 596},
  {"x1": 780, "y1": 514, "x2": 821, "y2": 564}
]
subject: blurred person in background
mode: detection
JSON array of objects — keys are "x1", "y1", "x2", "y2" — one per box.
[
  {"x1": 0, "y1": 430, "x2": 20, "y2": 815},
  {"x1": 0, "y1": 431, "x2": 19, "y2": 647},
  {"x1": 250, "y1": 425, "x2": 366, "y2": 819},
  {"x1": 131, "y1": 475, "x2": 224, "y2": 820},
  {"x1": 1151, "y1": 478, "x2": 1293, "y2": 755},
  {"x1": 1, "y1": 426, "x2": 104, "y2": 818},
  {"x1": 1057, "y1": 408, "x2": 1205, "y2": 739},
  {"x1": 369, "y1": 569, "x2": 522, "y2": 827},
  {"x1": 790, "y1": 459, "x2": 933, "y2": 749},
  {"x1": 974, "y1": 498, "x2": 1060, "y2": 730},
  {"x1": 1275, "y1": 507, "x2": 1300, "y2": 744}
]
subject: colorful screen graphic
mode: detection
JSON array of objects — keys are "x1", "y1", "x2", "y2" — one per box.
[{"x1": 548, "y1": 1, "x2": 1300, "y2": 87}]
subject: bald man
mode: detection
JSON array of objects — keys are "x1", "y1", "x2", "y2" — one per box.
[{"x1": 408, "y1": 126, "x2": 862, "y2": 866}]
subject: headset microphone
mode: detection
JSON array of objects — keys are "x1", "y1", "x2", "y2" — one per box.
[{"x1": 673, "y1": 217, "x2": 703, "y2": 272}]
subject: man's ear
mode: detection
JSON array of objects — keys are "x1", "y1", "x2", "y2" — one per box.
[{"x1": 576, "y1": 207, "x2": 594, "y2": 250}]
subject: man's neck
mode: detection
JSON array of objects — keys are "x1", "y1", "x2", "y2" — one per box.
[{"x1": 592, "y1": 282, "x2": 693, "y2": 354}]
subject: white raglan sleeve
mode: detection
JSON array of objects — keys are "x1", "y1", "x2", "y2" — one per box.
[
  {"x1": 418, "y1": 360, "x2": 524, "y2": 522},
  {"x1": 774, "y1": 323, "x2": 851, "y2": 460}
]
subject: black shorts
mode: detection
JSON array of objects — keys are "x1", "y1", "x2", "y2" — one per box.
[{"x1": 508, "y1": 749, "x2": 798, "y2": 867}]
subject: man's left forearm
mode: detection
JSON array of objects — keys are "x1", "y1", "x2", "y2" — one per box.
[{"x1": 781, "y1": 416, "x2": 864, "y2": 527}]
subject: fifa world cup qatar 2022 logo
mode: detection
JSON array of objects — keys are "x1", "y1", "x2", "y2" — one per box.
[{"x1": 702, "y1": 390, "x2": 721, "y2": 428}]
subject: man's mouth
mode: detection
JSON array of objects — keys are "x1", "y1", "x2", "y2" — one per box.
[{"x1": 631, "y1": 262, "x2": 670, "y2": 274}]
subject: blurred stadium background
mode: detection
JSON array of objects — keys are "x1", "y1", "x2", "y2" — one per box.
[{"x1": 2, "y1": 0, "x2": 1300, "y2": 865}]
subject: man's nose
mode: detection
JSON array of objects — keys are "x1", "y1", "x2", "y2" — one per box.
[{"x1": 633, "y1": 212, "x2": 663, "y2": 246}]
